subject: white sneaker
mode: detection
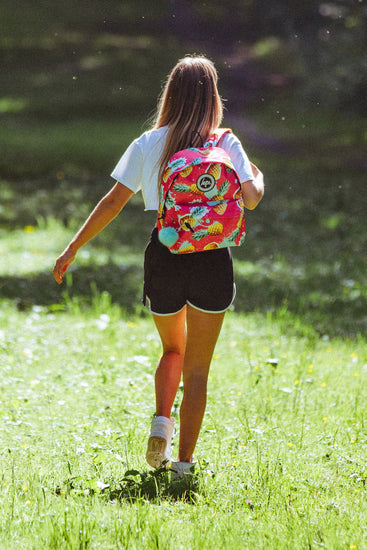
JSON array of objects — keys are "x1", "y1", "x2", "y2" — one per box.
[
  {"x1": 146, "y1": 416, "x2": 174, "y2": 469},
  {"x1": 170, "y1": 461, "x2": 196, "y2": 480}
]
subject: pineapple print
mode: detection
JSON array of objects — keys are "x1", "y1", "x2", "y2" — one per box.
[
  {"x1": 239, "y1": 232, "x2": 246, "y2": 245},
  {"x1": 179, "y1": 165, "x2": 193, "y2": 178},
  {"x1": 163, "y1": 167, "x2": 171, "y2": 182},
  {"x1": 207, "y1": 163, "x2": 221, "y2": 180},
  {"x1": 179, "y1": 214, "x2": 196, "y2": 231},
  {"x1": 212, "y1": 180, "x2": 230, "y2": 203},
  {"x1": 192, "y1": 222, "x2": 223, "y2": 241},
  {"x1": 191, "y1": 206, "x2": 208, "y2": 219},
  {"x1": 204, "y1": 242, "x2": 219, "y2": 250},
  {"x1": 168, "y1": 156, "x2": 188, "y2": 172},
  {"x1": 228, "y1": 228, "x2": 240, "y2": 242},
  {"x1": 165, "y1": 193, "x2": 176, "y2": 210},
  {"x1": 178, "y1": 241, "x2": 195, "y2": 254},
  {"x1": 208, "y1": 222, "x2": 223, "y2": 235},
  {"x1": 178, "y1": 206, "x2": 208, "y2": 232},
  {"x1": 190, "y1": 183, "x2": 204, "y2": 195},
  {"x1": 219, "y1": 227, "x2": 245, "y2": 248},
  {"x1": 213, "y1": 202, "x2": 227, "y2": 215},
  {"x1": 173, "y1": 182, "x2": 204, "y2": 195},
  {"x1": 174, "y1": 183, "x2": 191, "y2": 193}
]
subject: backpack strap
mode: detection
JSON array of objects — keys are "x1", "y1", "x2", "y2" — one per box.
[{"x1": 204, "y1": 128, "x2": 232, "y2": 148}]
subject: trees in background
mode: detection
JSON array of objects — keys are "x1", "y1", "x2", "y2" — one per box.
[{"x1": 169, "y1": 0, "x2": 367, "y2": 113}]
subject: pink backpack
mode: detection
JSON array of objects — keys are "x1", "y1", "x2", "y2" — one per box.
[{"x1": 157, "y1": 129, "x2": 246, "y2": 254}]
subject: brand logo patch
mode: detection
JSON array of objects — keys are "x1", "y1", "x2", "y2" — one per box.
[{"x1": 196, "y1": 173, "x2": 216, "y2": 193}]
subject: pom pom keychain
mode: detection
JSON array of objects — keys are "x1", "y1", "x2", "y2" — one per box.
[{"x1": 158, "y1": 227, "x2": 179, "y2": 247}]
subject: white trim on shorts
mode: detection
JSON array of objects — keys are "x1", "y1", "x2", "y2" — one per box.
[
  {"x1": 147, "y1": 284, "x2": 236, "y2": 317},
  {"x1": 145, "y1": 296, "x2": 186, "y2": 317}
]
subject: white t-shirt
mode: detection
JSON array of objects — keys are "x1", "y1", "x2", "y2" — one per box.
[{"x1": 111, "y1": 126, "x2": 254, "y2": 211}]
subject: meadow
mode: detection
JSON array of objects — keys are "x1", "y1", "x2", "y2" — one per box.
[
  {"x1": 0, "y1": 296, "x2": 366, "y2": 549},
  {"x1": 1, "y1": 1, "x2": 367, "y2": 547},
  {"x1": 0, "y1": 190, "x2": 366, "y2": 548}
]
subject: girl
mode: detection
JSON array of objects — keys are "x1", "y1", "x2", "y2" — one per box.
[{"x1": 53, "y1": 55, "x2": 264, "y2": 478}]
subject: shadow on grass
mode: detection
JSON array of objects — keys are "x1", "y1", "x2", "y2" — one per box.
[
  {"x1": 234, "y1": 268, "x2": 367, "y2": 337},
  {"x1": 56, "y1": 466, "x2": 202, "y2": 505},
  {"x1": 1, "y1": 162, "x2": 366, "y2": 337},
  {"x1": 105, "y1": 467, "x2": 200, "y2": 504},
  {"x1": 0, "y1": 263, "x2": 144, "y2": 313},
  {"x1": 1, "y1": 259, "x2": 366, "y2": 337}
]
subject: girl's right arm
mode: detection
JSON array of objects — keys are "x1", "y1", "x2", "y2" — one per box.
[{"x1": 53, "y1": 182, "x2": 133, "y2": 284}]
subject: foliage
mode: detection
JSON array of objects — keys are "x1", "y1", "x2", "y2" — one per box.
[
  {"x1": 1, "y1": 100, "x2": 366, "y2": 336},
  {"x1": 189, "y1": 0, "x2": 367, "y2": 113},
  {"x1": 0, "y1": 299, "x2": 366, "y2": 548},
  {"x1": 288, "y1": 0, "x2": 367, "y2": 113},
  {"x1": 0, "y1": 0, "x2": 366, "y2": 338},
  {"x1": 0, "y1": 2, "x2": 366, "y2": 547}
]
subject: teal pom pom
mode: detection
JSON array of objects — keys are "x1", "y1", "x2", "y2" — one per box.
[{"x1": 159, "y1": 227, "x2": 179, "y2": 247}]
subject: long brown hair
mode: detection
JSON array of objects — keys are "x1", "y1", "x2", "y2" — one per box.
[{"x1": 154, "y1": 56, "x2": 224, "y2": 185}]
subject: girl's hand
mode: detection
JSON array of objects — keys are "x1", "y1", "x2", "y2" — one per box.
[{"x1": 53, "y1": 247, "x2": 76, "y2": 284}]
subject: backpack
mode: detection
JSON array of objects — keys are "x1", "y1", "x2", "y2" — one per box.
[{"x1": 157, "y1": 128, "x2": 246, "y2": 254}]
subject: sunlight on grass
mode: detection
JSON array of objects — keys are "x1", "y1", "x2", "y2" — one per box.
[
  {"x1": 0, "y1": 219, "x2": 74, "y2": 276},
  {"x1": 1, "y1": 0, "x2": 365, "y2": 546},
  {"x1": 0, "y1": 97, "x2": 28, "y2": 113},
  {"x1": 0, "y1": 299, "x2": 366, "y2": 548},
  {"x1": 0, "y1": 218, "x2": 144, "y2": 277}
]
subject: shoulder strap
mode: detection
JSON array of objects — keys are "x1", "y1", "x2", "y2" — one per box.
[{"x1": 204, "y1": 128, "x2": 232, "y2": 148}]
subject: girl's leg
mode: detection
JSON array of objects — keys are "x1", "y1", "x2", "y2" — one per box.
[
  {"x1": 178, "y1": 305, "x2": 225, "y2": 462},
  {"x1": 152, "y1": 307, "x2": 187, "y2": 418}
]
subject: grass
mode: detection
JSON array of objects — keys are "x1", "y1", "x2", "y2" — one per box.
[
  {"x1": 0, "y1": 297, "x2": 366, "y2": 549},
  {"x1": 1, "y1": 140, "x2": 365, "y2": 546},
  {"x1": 0, "y1": 120, "x2": 144, "y2": 179},
  {"x1": 1, "y1": 170, "x2": 366, "y2": 337},
  {"x1": 1, "y1": 2, "x2": 366, "y2": 546}
]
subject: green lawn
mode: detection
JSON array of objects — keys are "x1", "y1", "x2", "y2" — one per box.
[
  {"x1": 1, "y1": 2, "x2": 366, "y2": 546},
  {"x1": 0, "y1": 298, "x2": 366, "y2": 549}
]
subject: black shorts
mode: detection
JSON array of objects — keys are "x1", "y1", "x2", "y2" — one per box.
[{"x1": 143, "y1": 228, "x2": 235, "y2": 316}]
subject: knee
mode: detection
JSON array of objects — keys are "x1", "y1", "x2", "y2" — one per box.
[
  {"x1": 183, "y1": 371, "x2": 208, "y2": 390},
  {"x1": 161, "y1": 350, "x2": 184, "y2": 364}
]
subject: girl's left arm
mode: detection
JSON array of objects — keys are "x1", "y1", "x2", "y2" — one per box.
[
  {"x1": 241, "y1": 163, "x2": 264, "y2": 210},
  {"x1": 53, "y1": 182, "x2": 133, "y2": 283}
]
